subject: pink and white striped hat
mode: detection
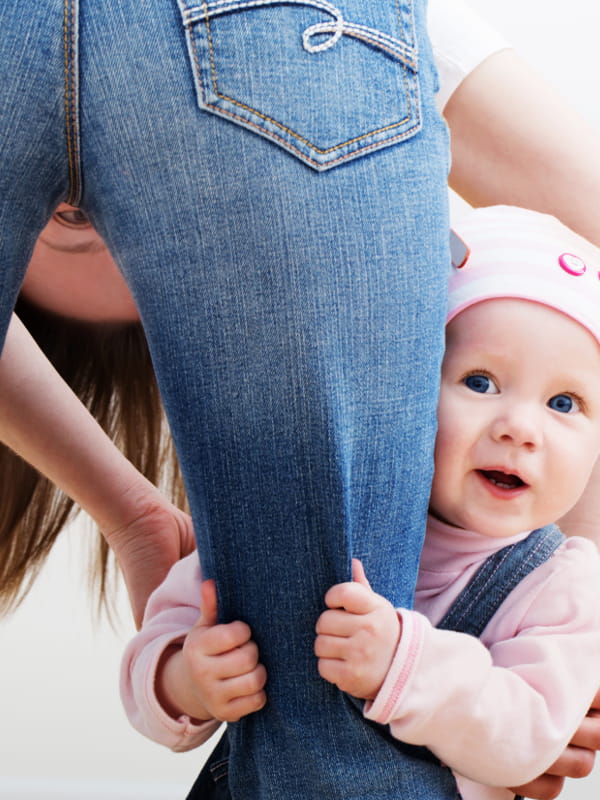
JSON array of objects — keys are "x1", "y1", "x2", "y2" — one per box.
[{"x1": 448, "y1": 205, "x2": 600, "y2": 345}]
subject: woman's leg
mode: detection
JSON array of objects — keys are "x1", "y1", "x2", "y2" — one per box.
[{"x1": 0, "y1": 1, "x2": 454, "y2": 796}]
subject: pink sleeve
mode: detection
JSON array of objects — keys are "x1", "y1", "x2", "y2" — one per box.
[
  {"x1": 120, "y1": 552, "x2": 221, "y2": 752},
  {"x1": 365, "y1": 539, "x2": 600, "y2": 788}
]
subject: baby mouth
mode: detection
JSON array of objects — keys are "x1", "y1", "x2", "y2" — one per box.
[{"x1": 478, "y1": 470, "x2": 526, "y2": 490}]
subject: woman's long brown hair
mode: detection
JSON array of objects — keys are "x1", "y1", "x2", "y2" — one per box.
[{"x1": 0, "y1": 296, "x2": 185, "y2": 616}]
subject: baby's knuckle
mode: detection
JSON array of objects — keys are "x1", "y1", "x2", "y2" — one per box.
[
  {"x1": 318, "y1": 660, "x2": 333, "y2": 682},
  {"x1": 245, "y1": 670, "x2": 264, "y2": 694},
  {"x1": 238, "y1": 649, "x2": 258, "y2": 673}
]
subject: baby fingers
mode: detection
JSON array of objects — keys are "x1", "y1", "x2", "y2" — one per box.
[
  {"x1": 314, "y1": 631, "x2": 353, "y2": 661},
  {"x1": 211, "y1": 639, "x2": 262, "y2": 681},
  {"x1": 316, "y1": 607, "x2": 363, "y2": 638},
  {"x1": 212, "y1": 664, "x2": 268, "y2": 722},
  {"x1": 324, "y1": 581, "x2": 380, "y2": 614},
  {"x1": 194, "y1": 619, "x2": 253, "y2": 657}
]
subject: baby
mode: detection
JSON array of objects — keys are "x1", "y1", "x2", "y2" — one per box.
[
  {"x1": 120, "y1": 206, "x2": 600, "y2": 800},
  {"x1": 316, "y1": 205, "x2": 600, "y2": 799}
]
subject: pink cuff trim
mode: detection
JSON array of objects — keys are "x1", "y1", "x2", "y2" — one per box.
[
  {"x1": 144, "y1": 631, "x2": 218, "y2": 749},
  {"x1": 365, "y1": 610, "x2": 425, "y2": 724}
]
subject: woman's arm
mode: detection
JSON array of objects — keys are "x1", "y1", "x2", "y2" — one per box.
[
  {"x1": 445, "y1": 47, "x2": 600, "y2": 248},
  {"x1": 510, "y1": 690, "x2": 600, "y2": 799},
  {"x1": 0, "y1": 313, "x2": 195, "y2": 624}
]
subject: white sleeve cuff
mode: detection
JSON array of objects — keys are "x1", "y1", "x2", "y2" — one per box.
[{"x1": 428, "y1": 0, "x2": 512, "y2": 110}]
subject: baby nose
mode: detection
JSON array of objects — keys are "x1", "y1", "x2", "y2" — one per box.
[{"x1": 490, "y1": 409, "x2": 541, "y2": 449}]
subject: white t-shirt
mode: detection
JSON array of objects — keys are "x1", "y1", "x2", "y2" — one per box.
[{"x1": 429, "y1": 0, "x2": 510, "y2": 110}]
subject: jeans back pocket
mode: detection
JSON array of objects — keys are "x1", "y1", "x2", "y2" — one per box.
[{"x1": 177, "y1": 0, "x2": 423, "y2": 170}]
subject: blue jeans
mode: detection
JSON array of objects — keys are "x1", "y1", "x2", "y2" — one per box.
[{"x1": 0, "y1": 2, "x2": 452, "y2": 796}]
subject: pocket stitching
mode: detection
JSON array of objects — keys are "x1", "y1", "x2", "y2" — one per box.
[
  {"x1": 184, "y1": 0, "x2": 422, "y2": 164},
  {"x1": 193, "y1": 100, "x2": 422, "y2": 168}
]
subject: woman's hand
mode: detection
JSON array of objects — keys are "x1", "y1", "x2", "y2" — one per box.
[
  {"x1": 103, "y1": 488, "x2": 196, "y2": 627},
  {"x1": 510, "y1": 688, "x2": 600, "y2": 799}
]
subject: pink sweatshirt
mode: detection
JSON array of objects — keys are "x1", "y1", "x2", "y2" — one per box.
[{"x1": 120, "y1": 518, "x2": 600, "y2": 800}]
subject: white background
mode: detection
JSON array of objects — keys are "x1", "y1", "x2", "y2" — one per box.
[{"x1": 1, "y1": 1, "x2": 600, "y2": 797}]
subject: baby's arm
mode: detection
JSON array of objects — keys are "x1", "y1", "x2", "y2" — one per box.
[
  {"x1": 121, "y1": 553, "x2": 266, "y2": 752},
  {"x1": 0, "y1": 313, "x2": 195, "y2": 624},
  {"x1": 317, "y1": 549, "x2": 600, "y2": 789}
]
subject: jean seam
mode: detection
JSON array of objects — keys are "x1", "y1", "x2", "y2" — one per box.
[
  {"x1": 188, "y1": 0, "x2": 418, "y2": 157},
  {"x1": 396, "y1": 0, "x2": 416, "y2": 129},
  {"x1": 63, "y1": 0, "x2": 81, "y2": 205}
]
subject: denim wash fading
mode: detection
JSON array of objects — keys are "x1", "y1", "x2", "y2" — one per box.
[{"x1": 0, "y1": 1, "x2": 453, "y2": 796}]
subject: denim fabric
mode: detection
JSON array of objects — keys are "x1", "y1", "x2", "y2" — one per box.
[
  {"x1": 0, "y1": 1, "x2": 452, "y2": 796},
  {"x1": 187, "y1": 729, "x2": 231, "y2": 799},
  {"x1": 190, "y1": 728, "x2": 461, "y2": 800}
]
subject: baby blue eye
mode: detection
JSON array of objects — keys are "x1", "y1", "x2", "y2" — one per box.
[
  {"x1": 548, "y1": 394, "x2": 579, "y2": 414},
  {"x1": 464, "y1": 374, "x2": 498, "y2": 394}
]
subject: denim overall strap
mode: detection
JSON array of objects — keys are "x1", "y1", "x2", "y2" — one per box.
[
  {"x1": 437, "y1": 525, "x2": 565, "y2": 638},
  {"x1": 437, "y1": 524, "x2": 565, "y2": 800}
]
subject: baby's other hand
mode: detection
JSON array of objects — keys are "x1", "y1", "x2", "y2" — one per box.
[
  {"x1": 159, "y1": 579, "x2": 267, "y2": 723},
  {"x1": 314, "y1": 559, "x2": 401, "y2": 700}
]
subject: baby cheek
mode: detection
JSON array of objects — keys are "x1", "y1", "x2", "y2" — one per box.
[{"x1": 551, "y1": 455, "x2": 595, "y2": 511}]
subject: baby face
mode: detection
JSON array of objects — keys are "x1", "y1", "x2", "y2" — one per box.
[{"x1": 430, "y1": 298, "x2": 600, "y2": 538}]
